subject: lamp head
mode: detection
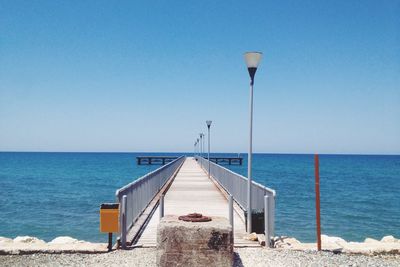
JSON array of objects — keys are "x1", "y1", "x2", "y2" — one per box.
[
  {"x1": 244, "y1": 52, "x2": 262, "y2": 83},
  {"x1": 206, "y1": 120, "x2": 212, "y2": 128}
]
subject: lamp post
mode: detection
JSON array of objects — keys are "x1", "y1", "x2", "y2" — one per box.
[
  {"x1": 206, "y1": 120, "x2": 212, "y2": 178},
  {"x1": 199, "y1": 134, "x2": 201, "y2": 157},
  {"x1": 199, "y1": 133, "x2": 204, "y2": 158},
  {"x1": 244, "y1": 51, "x2": 262, "y2": 234},
  {"x1": 202, "y1": 133, "x2": 205, "y2": 157},
  {"x1": 197, "y1": 138, "x2": 200, "y2": 156}
]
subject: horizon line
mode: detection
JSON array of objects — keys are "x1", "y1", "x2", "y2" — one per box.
[{"x1": 0, "y1": 150, "x2": 399, "y2": 156}]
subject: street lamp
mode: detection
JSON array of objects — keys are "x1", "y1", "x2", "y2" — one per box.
[
  {"x1": 199, "y1": 133, "x2": 204, "y2": 158},
  {"x1": 206, "y1": 120, "x2": 212, "y2": 178},
  {"x1": 202, "y1": 133, "x2": 205, "y2": 157},
  {"x1": 244, "y1": 51, "x2": 262, "y2": 234},
  {"x1": 197, "y1": 138, "x2": 200, "y2": 156},
  {"x1": 202, "y1": 134, "x2": 204, "y2": 157}
]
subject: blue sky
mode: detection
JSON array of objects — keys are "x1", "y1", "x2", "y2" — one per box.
[{"x1": 0, "y1": 1, "x2": 399, "y2": 154}]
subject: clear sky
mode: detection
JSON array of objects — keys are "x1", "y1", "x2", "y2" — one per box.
[{"x1": 0, "y1": 1, "x2": 399, "y2": 154}]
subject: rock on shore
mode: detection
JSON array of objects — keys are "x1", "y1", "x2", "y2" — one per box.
[
  {"x1": 274, "y1": 235, "x2": 400, "y2": 255},
  {"x1": 0, "y1": 236, "x2": 107, "y2": 254}
]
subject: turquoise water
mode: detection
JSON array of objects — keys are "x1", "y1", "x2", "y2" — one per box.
[
  {"x1": 0, "y1": 152, "x2": 399, "y2": 242},
  {"x1": 223, "y1": 153, "x2": 400, "y2": 242}
]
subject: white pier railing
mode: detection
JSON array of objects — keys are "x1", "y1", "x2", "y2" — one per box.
[
  {"x1": 196, "y1": 156, "x2": 276, "y2": 244},
  {"x1": 115, "y1": 156, "x2": 185, "y2": 246}
]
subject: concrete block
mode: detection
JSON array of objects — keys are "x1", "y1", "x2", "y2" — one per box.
[{"x1": 157, "y1": 215, "x2": 233, "y2": 267}]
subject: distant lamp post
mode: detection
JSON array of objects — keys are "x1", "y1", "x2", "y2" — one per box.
[
  {"x1": 199, "y1": 134, "x2": 202, "y2": 157},
  {"x1": 199, "y1": 133, "x2": 204, "y2": 158},
  {"x1": 197, "y1": 138, "x2": 200, "y2": 156},
  {"x1": 244, "y1": 51, "x2": 262, "y2": 234},
  {"x1": 202, "y1": 133, "x2": 205, "y2": 157},
  {"x1": 206, "y1": 120, "x2": 212, "y2": 178}
]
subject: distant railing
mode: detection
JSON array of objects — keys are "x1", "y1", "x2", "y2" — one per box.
[
  {"x1": 116, "y1": 156, "x2": 185, "y2": 246},
  {"x1": 196, "y1": 156, "x2": 276, "y2": 242}
]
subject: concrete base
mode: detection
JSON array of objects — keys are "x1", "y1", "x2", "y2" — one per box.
[{"x1": 157, "y1": 215, "x2": 233, "y2": 267}]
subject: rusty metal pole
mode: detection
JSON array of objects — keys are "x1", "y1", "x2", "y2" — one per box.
[{"x1": 315, "y1": 154, "x2": 322, "y2": 251}]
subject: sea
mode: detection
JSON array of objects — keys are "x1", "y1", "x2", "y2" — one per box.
[{"x1": 0, "y1": 152, "x2": 399, "y2": 243}]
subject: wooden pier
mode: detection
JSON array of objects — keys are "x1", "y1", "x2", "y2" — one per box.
[{"x1": 132, "y1": 157, "x2": 259, "y2": 247}]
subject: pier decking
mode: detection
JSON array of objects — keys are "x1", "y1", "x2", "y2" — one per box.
[{"x1": 135, "y1": 157, "x2": 258, "y2": 247}]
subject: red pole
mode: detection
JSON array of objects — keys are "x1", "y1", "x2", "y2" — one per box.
[{"x1": 315, "y1": 154, "x2": 322, "y2": 251}]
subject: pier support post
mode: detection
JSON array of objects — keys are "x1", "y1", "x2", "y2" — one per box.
[
  {"x1": 270, "y1": 195, "x2": 275, "y2": 241},
  {"x1": 159, "y1": 194, "x2": 164, "y2": 220},
  {"x1": 229, "y1": 194, "x2": 234, "y2": 236},
  {"x1": 121, "y1": 195, "x2": 127, "y2": 249},
  {"x1": 264, "y1": 195, "x2": 270, "y2": 247}
]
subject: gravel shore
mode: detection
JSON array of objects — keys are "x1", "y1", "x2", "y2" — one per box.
[{"x1": 1, "y1": 248, "x2": 399, "y2": 267}]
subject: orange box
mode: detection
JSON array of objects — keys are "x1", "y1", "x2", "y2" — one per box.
[{"x1": 100, "y1": 203, "x2": 120, "y2": 233}]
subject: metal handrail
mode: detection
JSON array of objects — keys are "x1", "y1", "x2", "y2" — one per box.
[
  {"x1": 196, "y1": 156, "x2": 275, "y2": 242},
  {"x1": 116, "y1": 156, "x2": 185, "y2": 245}
]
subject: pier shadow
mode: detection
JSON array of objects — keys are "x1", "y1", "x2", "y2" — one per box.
[{"x1": 233, "y1": 252, "x2": 244, "y2": 267}]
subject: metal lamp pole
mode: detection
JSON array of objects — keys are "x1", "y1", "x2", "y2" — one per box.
[
  {"x1": 199, "y1": 134, "x2": 202, "y2": 158},
  {"x1": 199, "y1": 133, "x2": 204, "y2": 158},
  {"x1": 202, "y1": 133, "x2": 204, "y2": 157},
  {"x1": 244, "y1": 51, "x2": 262, "y2": 233},
  {"x1": 197, "y1": 138, "x2": 200, "y2": 155},
  {"x1": 206, "y1": 120, "x2": 212, "y2": 178}
]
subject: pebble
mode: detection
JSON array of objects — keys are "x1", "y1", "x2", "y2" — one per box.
[
  {"x1": 235, "y1": 248, "x2": 400, "y2": 267},
  {"x1": 1, "y1": 248, "x2": 399, "y2": 267}
]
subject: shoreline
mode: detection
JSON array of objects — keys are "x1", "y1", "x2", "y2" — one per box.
[
  {"x1": 1, "y1": 234, "x2": 399, "y2": 256},
  {"x1": 274, "y1": 234, "x2": 400, "y2": 255},
  {"x1": 1, "y1": 235, "x2": 399, "y2": 267},
  {"x1": 0, "y1": 236, "x2": 108, "y2": 255}
]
